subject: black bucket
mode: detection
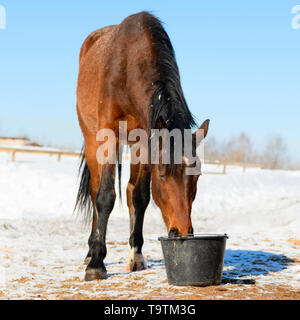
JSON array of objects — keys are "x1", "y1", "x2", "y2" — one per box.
[{"x1": 158, "y1": 234, "x2": 228, "y2": 286}]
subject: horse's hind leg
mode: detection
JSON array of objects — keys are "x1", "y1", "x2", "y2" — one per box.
[
  {"x1": 126, "y1": 164, "x2": 151, "y2": 272},
  {"x1": 82, "y1": 139, "x2": 100, "y2": 266},
  {"x1": 85, "y1": 164, "x2": 116, "y2": 281}
]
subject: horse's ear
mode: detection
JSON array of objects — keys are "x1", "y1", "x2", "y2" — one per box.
[{"x1": 193, "y1": 119, "x2": 210, "y2": 146}]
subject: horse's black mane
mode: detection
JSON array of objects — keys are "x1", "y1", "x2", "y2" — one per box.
[{"x1": 144, "y1": 12, "x2": 197, "y2": 131}]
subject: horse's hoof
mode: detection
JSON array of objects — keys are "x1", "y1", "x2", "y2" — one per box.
[
  {"x1": 84, "y1": 257, "x2": 91, "y2": 265},
  {"x1": 84, "y1": 268, "x2": 107, "y2": 281},
  {"x1": 126, "y1": 248, "x2": 148, "y2": 272},
  {"x1": 126, "y1": 260, "x2": 147, "y2": 272}
]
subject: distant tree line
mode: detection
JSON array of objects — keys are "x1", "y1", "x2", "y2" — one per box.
[{"x1": 204, "y1": 133, "x2": 299, "y2": 170}]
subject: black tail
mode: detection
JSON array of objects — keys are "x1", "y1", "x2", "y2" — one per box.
[
  {"x1": 117, "y1": 145, "x2": 123, "y2": 203},
  {"x1": 74, "y1": 145, "x2": 93, "y2": 224},
  {"x1": 75, "y1": 145, "x2": 123, "y2": 223}
]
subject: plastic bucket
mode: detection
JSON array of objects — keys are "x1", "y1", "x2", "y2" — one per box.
[{"x1": 158, "y1": 234, "x2": 228, "y2": 286}]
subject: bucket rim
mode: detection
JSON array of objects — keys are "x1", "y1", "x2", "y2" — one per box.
[{"x1": 158, "y1": 233, "x2": 229, "y2": 241}]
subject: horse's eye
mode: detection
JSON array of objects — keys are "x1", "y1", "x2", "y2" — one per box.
[{"x1": 160, "y1": 174, "x2": 167, "y2": 180}]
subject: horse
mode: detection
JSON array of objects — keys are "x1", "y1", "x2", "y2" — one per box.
[{"x1": 75, "y1": 11, "x2": 210, "y2": 281}]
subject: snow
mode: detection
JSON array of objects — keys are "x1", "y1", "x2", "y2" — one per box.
[{"x1": 0, "y1": 150, "x2": 299, "y2": 299}]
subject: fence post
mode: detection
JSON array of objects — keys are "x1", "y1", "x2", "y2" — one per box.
[
  {"x1": 222, "y1": 163, "x2": 226, "y2": 174},
  {"x1": 11, "y1": 151, "x2": 16, "y2": 162}
]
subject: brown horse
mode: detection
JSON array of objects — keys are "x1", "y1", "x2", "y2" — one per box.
[{"x1": 75, "y1": 12, "x2": 209, "y2": 281}]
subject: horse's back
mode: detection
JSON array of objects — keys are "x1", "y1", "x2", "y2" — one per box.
[
  {"x1": 77, "y1": 12, "x2": 156, "y2": 136},
  {"x1": 77, "y1": 25, "x2": 118, "y2": 135},
  {"x1": 79, "y1": 25, "x2": 117, "y2": 62}
]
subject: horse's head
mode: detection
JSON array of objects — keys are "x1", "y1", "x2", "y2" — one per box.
[{"x1": 151, "y1": 119, "x2": 209, "y2": 237}]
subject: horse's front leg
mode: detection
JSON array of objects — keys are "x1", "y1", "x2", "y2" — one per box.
[
  {"x1": 126, "y1": 164, "x2": 151, "y2": 272},
  {"x1": 85, "y1": 164, "x2": 116, "y2": 281},
  {"x1": 84, "y1": 205, "x2": 98, "y2": 265}
]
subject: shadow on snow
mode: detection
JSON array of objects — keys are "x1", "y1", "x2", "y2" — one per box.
[
  {"x1": 104, "y1": 250, "x2": 293, "y2": 285},
  {"x1": 222, "y1": 249, "x2": 294, "y2": 285}
]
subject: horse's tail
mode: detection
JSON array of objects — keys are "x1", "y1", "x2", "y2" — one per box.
[
  {"x1": 117, "y1": 145, "x2": 123, "y2": 203},
  {"x1": 74, "y1": 145, "x2": 93, "y2": 224},
  {"x1": 75, "y1": 144, "x2": 123, "y2": 222}
]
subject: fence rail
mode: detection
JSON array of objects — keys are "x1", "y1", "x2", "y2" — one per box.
[
  {"x1": 204, "y1": 160, "x2": 263, "y2": 174},
  {"x1": 0, "y1": 146, "x2": 263, "y2": 173},
  {"x1": 0, "y1": 146, "x2": 81, "y2": 162}
]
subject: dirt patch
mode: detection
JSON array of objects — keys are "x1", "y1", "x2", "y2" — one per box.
[
  {"x1": 107, "y1": 241, "x2": 128, "y2": 246},
  {"x1": 5, "y1": 276, "x2": 299, "y2": 300},
  {"x1": 288, "y1": 240, "x2": 300, "y2": 246},
  {"x1": 13, "y1": 277, "x2": 31, "y2": 284}
]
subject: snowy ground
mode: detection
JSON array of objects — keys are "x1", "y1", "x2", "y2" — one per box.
[{"x1": 0, "y1": 151, "x2": 299, "y2": 300}]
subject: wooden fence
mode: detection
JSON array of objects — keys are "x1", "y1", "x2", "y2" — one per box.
[
  {"x1": 0, "y1": 146, "x2": 81, "y2": 163},
  {"x1": 0, "y1": 146, "x2": 263, "y2": 173},
  {"x1": 204, "y1": 160, "x2": 263, "y2": 174}
]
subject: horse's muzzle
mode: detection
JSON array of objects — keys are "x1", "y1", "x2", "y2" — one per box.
[
  {"x1": 168, "y1": 227, "x2": 194, "y2": 237},
  {"x1": 168, "y1": 228, "x2": 179, "y2": 237}
]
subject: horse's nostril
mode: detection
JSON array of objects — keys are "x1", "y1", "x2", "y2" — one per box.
[
  {"x1": 188, "y1": 227, "x2": 194, "y2": 236},
  {"x1": 168, "y1": 228, "x2": 179, "y2": 237}
]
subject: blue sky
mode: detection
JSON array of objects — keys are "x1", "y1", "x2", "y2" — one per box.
[{"x1": 0, "y1": 1, "x2": 299, "y2": 159}]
